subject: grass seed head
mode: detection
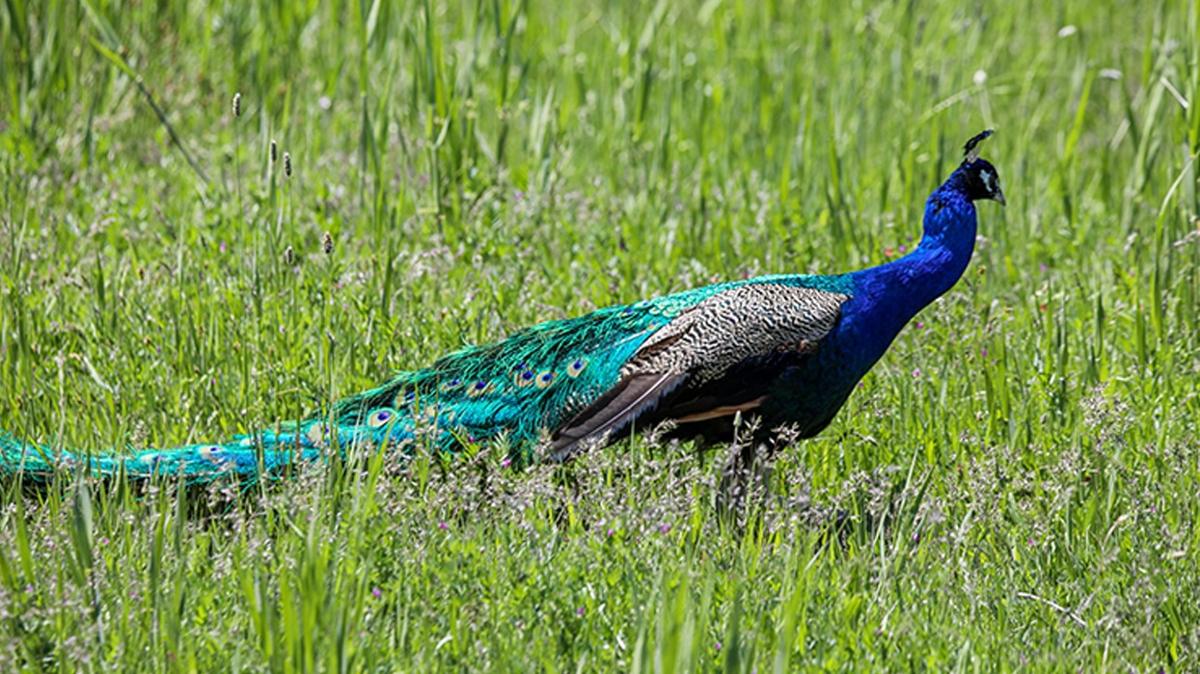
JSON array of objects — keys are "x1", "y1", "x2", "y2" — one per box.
[{"x1": 232, "y1": 92, "x2": 241, "y2": 118}]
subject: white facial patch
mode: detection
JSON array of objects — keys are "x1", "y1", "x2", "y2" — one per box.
[{"x1": 980, "y1": 170, "x2": 996, "y2": 193}]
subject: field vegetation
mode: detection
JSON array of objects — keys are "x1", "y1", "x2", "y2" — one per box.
[{"x1": 1, "y1": 0, "x2": 1198, "y2": 670}]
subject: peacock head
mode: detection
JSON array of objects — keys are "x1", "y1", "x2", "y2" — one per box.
[{"x1": 957, "y1": 129, "x2": 1006, "y2": 206}]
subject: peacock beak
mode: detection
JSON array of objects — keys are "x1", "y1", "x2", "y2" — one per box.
[{"x1": 993, "y1": 188, "x2": 1006, "y2": 207}]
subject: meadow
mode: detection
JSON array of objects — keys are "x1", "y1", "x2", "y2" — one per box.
[{"x1": 2, "y1": 0, "x2": 1199, "y2": 670}]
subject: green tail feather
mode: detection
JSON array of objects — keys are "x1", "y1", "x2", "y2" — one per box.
[{"x1": 0, "y1": 428, "x2": 327, "y2": 484}]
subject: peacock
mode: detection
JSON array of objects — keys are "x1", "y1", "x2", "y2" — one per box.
[{"x1": 0, "y1": 131, "x2": 1005, "y2": 485}]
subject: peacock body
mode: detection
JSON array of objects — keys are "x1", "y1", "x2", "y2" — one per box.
[{"x1": 0, "y1": 132, "x2": 1005, "y2": 484}]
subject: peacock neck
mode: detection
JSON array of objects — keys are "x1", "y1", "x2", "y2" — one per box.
[{"x1": 844, "y1": 188, "x2": 978, "y2": 346}]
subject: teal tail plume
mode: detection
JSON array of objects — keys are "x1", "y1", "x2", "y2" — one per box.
[
  {"x1": 0, "y1": 423, "x2": 353, "y2": 485},
  {"x1": 0, "y1": 291, "x2": 667, "y2": 485}
]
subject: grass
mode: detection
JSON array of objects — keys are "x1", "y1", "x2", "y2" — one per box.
[{"x1": 1, "y1": 0, "x2": 1199, "y2": 670}]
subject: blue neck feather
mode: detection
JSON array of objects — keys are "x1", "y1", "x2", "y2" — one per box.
[{"x1": 836, "y1": 167, "x2": 979, "y2": 369}]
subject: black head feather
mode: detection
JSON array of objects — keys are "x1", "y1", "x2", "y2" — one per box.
[
  {"x1": 959, "y1": 130, "x2": 1005, "y2": 205},
  {"x1": 962, "y1": 129, "x2": 994, "y2": 162}
]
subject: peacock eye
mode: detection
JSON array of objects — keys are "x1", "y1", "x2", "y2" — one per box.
[
  {"x1": 467, "y1": 380, "x2": 495, "y2": 397},
  {"x1": 566, "y1": 358, "x2": 587, "y2": 378},
  {"x1": 306, "y1": 423, "x2": 329, "y2": 446},
  {"x1": 393, "y1": 388, "x2": 415, "y2": 409},
  {"x1": 368, "y1": 408, "x2": 396, "y2": 428}
]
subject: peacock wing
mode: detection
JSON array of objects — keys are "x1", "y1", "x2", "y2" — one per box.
[{"x1": 546, "y1": 280, "x2": 850, "y2": 460}]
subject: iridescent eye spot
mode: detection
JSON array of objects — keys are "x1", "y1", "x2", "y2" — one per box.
[
  {"x1": 566, "y1": 358, "x2": 587, "y2": 378},
  {"x1": 439, "y1": 378, "x2": 462, "y2": 393},
  {"x1": 306, "y1": 423, "x2": 329, "y2": 446},
  {"x1": 199, "y1": 445, "x2": 223, "y2": 462},
  {"x1": 515, "y1": 370, "x2": 536, "y2": 387},
  {"x1": 535, "y1": 371, "x2": 555, "y2": 389},
  {"x1": 394, "y1": 388, "x2": 416, "y2": 408},
  {"x1": 467, "y1": 380, "x2": 495, "y2": 398},
  {"x1": 368, "y1": 408, "x2": 396, "y2": 428}
]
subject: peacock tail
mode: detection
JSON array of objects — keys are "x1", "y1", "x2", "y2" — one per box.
[
  {"x1": 0, "y1": 131, "x2": 1005, "y2": 486},
  {"x1": 0, "y1": 274, "x2": 845, "y2": 484}
]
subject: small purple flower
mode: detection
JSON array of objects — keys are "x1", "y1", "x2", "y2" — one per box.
[
  {"x1": 715, "y1": 641, "x2": 722, "y2": 652},
  {"x1": 1027, "y1": 537, "x2": 1035, "y2": 547},
  {"x1": 606, "y1": 528, "x2": 615, "y2": 538},
  {"x1": 219, "y1": 241, "x2": 227, "y2": 254},
  {"x1": 438, "y1": 521, "x2": 448, "y2": 531},
  {"x1": 1039, "y1": 263, "x2": 1048, "y2": 273},
  {"x1": 915, "y1": 321, "x2": 924, "y2": 329},
  {"x1": 500, "y1": 457, "x2": 512, "y2": 468},
  {"x1": 898, "y1": 244, "x2": 907, "y2": 254},
  {"x1": 657, "y1": 522, "x2": 671, "y2": 535},
  {"x1": 576, "y1": 606, "x2": 586, "y2": 617},
  {"x1": 372, "y1": 586, "x2": 382, "y2": 599},
  {"x1": 980, "y1": 346, "x2": 989, "y2": 358},
  {"x1": 911, "y1": 368, "x2": 922, "y2": 378}
]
